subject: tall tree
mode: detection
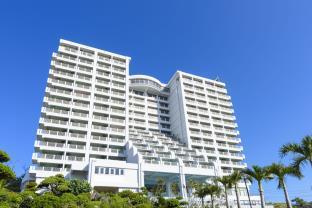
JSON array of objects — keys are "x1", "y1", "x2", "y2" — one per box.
[
  {"x1": 243, "y1": 166, "x2": 272, "y2": 208},
  {"x1": 206, "y1": 184, "x2": 221, "y2": 208},
  {"x1": 216, "y1": 176, "x2": 232, "y2": 208},
  {"x1": 280, "y1": 136, "x2": 312, "y2": 173},
  {"x1": 229, "y1": 171, "x2": 243, "y2": 208},
  {"x1": 194, "y1": 182, "x2": 209, "y2": 208},
  {"x1": 241, "y1": 173, "x2": 253, "y2": 208},
  {"x1": 267, "y1": 163, "x2": 302, "y2": 208}
]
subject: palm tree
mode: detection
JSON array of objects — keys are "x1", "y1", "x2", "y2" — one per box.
[
  {"x1": 216, "y1": 176, "x2": 232, "y2": 208},
  {"x1": 280, "y1": 136, "x2": 312, "y2": 172},
  {"x1": 243, "y1": 166, "x2": 273, "y2": 208},
  {"x1": 241, "y1": 173, "x2": 253, "y2": 208},
  {"x1": 206, "y1": 184, "x2": 222, "y2": 208},
  {"x1": 229, "y1": 171, "x2": 243, "y2": 208},
  {"x1": 267, "y1": 163, "x2": 302, "y2": 208},
  {"x1": 194, "y1": 182, "x2": 209, "y2": 208}
]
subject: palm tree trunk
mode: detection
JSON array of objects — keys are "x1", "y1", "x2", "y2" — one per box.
[
  {"x1": 210, "y1": 194, "x2": 215, "y2": 208},
  {"x1": 235, "y1": 184, "x2": 242, "y2": 208},
  {"x1": 201, "y1": 197, "x2": 204, "y2": 208},
  {"x1": 282, "y1": 180, "x2": 292, "y2": 208},
  {"x1": 243, "y1": 177, "x2": 252, "y2": 208},
  {"x1": 224, "y1": 188, "x2": 229, "y2": 208},
  {"x1": 258, "y1": 181, "x2": 266, "y2": 208}
]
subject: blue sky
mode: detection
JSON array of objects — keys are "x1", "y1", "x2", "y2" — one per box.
[{"x1": 0, "y1": 0, "x2": 312, "y2": 202}]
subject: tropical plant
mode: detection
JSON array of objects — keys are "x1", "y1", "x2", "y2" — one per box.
[
  {"x1": 291, "y1": 197, "x2": 309, "y2": 208},
  {"x1": 243, "y1": 165, "x2": 273, "y2": 208},
  {"x1": 280, "y1": 136, "x2": 312, "y2": 173},
  {"x1": 267, "y1": 163, "x2": 302, "y2": 208},
  {"x1": 151, "y1": 178, "x2": 166, "y2": 197},
  {"x1": 216, "y1": 176, "x2": 233, "y2": 208},
  {"x1": 205, "y1": 184, "x2": 221, "y2": 208},
  {"x1": 229, "y1": 171, "x2": 243, "y2": 208},
  {"x1": 170, "y1": 182, "x2": 180, "y2": 197},
  {"x1": 241, "y1": 173, "x2": 253, "y2": 208},
  {"x1": 193, "y1": 182, "x2": 209, "y2": 208}
]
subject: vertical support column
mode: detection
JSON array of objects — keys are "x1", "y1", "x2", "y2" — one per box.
[
  {"x1": 137, "y1": 155, "x2": 145, "y2": 192},
  {"x1": 166, "y1": 181, "x2": 172, "y2": 197},
  {"x1": 88, "y1": 159, "x2": 94, "y2": 188},
  {"x1": 178, "y1": 160, "x2": 187, "y2": 199}
]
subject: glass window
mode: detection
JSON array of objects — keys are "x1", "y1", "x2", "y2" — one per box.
[
  {"x1": 100, "y1": 168, "x2": 105, "y2": 174},
  {"x1": 105, "y1": 168, "x2": 109, "y2": 174},
  {"x1": 95, "y1": 167, "x2": 99, "y2": 174}
]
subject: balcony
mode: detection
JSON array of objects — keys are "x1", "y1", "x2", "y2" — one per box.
[
  {"x1": 66, "y1": 156, "x2": 85, "y2": 162},
  {"x1": 45, "y1": 97, "x2": 71, "y2": 106},
  {"x1": 33, "y1": 153, "x2": 63, "y2": 161},
  {"x1": 35, "y1": 141, "x2": 65, "y2": 149},
  {"x1": 70, "y1": 122, "x2": 88, "y2": 129},
  {"x1": 40, "y1": 118, "x2": 68, "y2": 127},
  {"x1": 30, "y1": 165, "x2": 62, "y2": 172},
  {"x1": 68, "y1": 144, "x2": 85, "y2": 151},
  {"x1": 68, "y1": 133, "x2": 87, "y2": 140},
  {"x1": 71, "y1": 111, "x2": 89, "y2": 118},
  {"x1": 43, "y1": 107, "x2": 69, "y2": 116},
  {"x1": 91, "y1": 135, "x2": 108, "y2": 142},
  {"x1": 46, "y1": 87, "x2": 71, "y2": 96}
]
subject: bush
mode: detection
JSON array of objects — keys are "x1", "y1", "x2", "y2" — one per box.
[
  {"x1": 0, "y1": 190, "x2": 21, "y2": 208},
  {"x1": 68, "y1": 179, "x2": 91, "y2": 195},
  {"x1": 32, "y1": 193, "x2": 61, "y2": 208}
]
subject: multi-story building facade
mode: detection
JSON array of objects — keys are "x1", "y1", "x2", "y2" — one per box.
[{"x1": 23, "y1": 39, "x2": 260, "y2": 206}]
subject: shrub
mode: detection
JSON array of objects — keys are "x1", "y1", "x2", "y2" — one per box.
[{"x1": 32, "y1": 193, "x2": 61, "y2": 208}]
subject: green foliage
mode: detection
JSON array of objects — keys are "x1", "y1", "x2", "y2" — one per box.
[
  {"x1": 151, "y1": 178, "x2": 166, "y2": 197},
  {"x1": 280, "y1": 135, "x2": 312, "y2": 173},
  {"x1": 99, "y1": 194, "x2": 130, "y2": 208},
  {"x1": 76, "y1": 193, "x2": 92, "y2": 207},
  {"x1": 59, "y1": 193, "x2": 78, "y2": 208},
  {"x1": 170, "y1": 182, "x2": 180, "y2": 197},
  {"x1": 68, "y1": 179, "x2": 91, "y2": 195},
  {"x1": 292, "y1": 197, "x2": 308, "y2": 207},
  {"x1": 0, "y1": 150, "x2": 14, "y2": 184},
  {"x1": 0, "y1": 151, "x2": 10, "y2": 163},
  {"x1": 31, "y1": 193, "x2": 61, "y2": 208},
  {"x1": 38, "y1": 174, "x2": 69, "y2": 196},
  {"x1": 19, "y1": 191, "x2": 36, "y2": 208},
  {"x1": 118, "y1": 190, "x2": 152, "y2": 207},
  {"x1": 0, "y1": 189, "x2": 22, "y2": 208},
  {"x1": 0, "y1": 164, "x2": 15, "y2": 181},
  {"x1": 25, "y1": 182, "x2": 37, "y2": 192},
  {"x1": 5, "y1": 175, "x2": 23, "y2": 192},
  {"x1": 243, "y1": 165, "x2": 273, "y2": 183},
  {"x1": 267, "y1": 163, "x2": 302, "y2": 189}
]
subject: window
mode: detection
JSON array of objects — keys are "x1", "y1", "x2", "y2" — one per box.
[
  {"x1": 95, "y1": 166, "x2": 125, "y2": 175},
  {"x1": 95, "y1": 167, "x2": 99, "y2": 174},
  {"x1": 100, "y1": 168, "x2": 105, "y2": 174}
]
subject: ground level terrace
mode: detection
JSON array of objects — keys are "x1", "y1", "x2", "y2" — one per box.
[{"x1": 88, "y1": 159, "x2": 261, "y2": 206}]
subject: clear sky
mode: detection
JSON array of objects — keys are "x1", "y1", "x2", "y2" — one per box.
[{"x1": 0, "y1": 0, "x2": 311, "y2": 202}]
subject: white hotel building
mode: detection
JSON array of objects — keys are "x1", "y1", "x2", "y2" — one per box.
[{"x1": 24, "y1": 39, "x2": 260, "y2": 206}]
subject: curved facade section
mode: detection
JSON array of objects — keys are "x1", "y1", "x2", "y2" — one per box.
[{"x1": 129, "y1": 75, "x2": 169, "y2": 94}]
